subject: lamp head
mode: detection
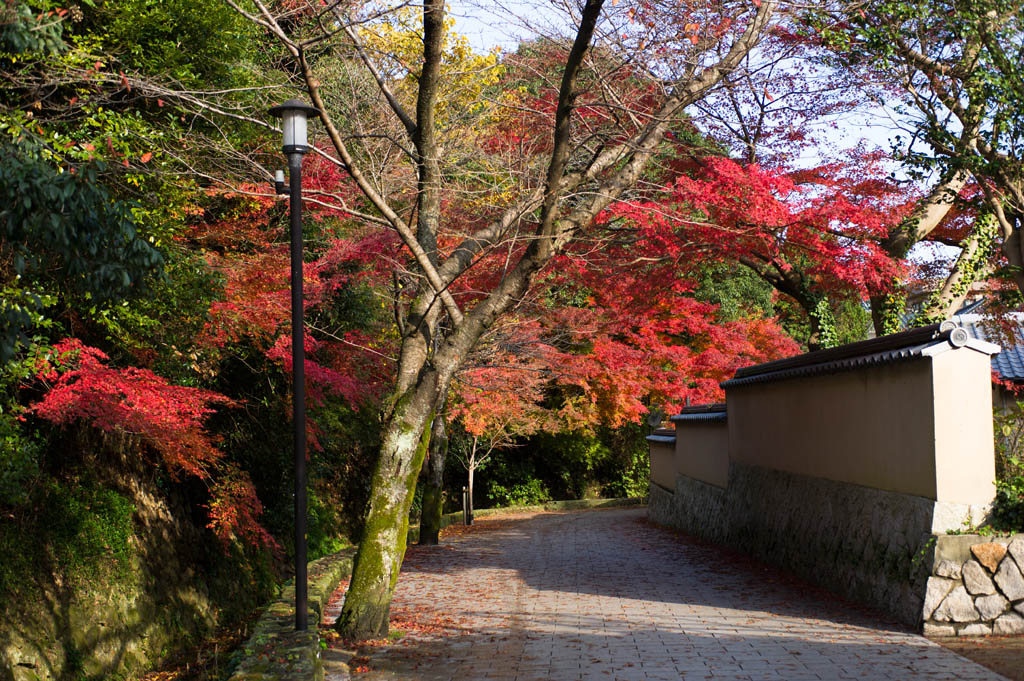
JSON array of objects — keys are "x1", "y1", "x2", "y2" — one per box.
[{"x1": 268, "y1": 99, "x2": 320, "y2": 154}]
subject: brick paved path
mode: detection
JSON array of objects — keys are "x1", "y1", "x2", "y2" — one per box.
[{"x1": 323, "y1": 508, "x2": 1007, "y2": 680}]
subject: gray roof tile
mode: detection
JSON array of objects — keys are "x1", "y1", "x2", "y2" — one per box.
[{"x1": 953, "y1": 313, "x2": 1024, "y2": 381}]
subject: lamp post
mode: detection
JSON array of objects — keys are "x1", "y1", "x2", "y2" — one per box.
[{"x1": 268, "y1": 98, "x2": 320, "y2": 632}]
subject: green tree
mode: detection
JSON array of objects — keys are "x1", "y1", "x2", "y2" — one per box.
[{"x1": 820, "y1": 1, "x2": 1024, "y2": 320}]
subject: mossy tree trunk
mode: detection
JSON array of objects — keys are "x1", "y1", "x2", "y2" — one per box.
[
  {"x1": 868, "y1": 172, "x2": 967, "y2": 336},
  {"x1": 334, "y1": 379, "x2": 436, "y2": 637},
  {"x1": 418, "y1": 404, "x2": 448, "y2": 546}
]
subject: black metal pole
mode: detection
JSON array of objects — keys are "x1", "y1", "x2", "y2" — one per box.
[{"x1": 289, "y1": 151, "x2": 308, "y2": 632}]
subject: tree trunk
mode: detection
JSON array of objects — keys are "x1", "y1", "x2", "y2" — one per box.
[
  {"x1": 467, "y1": 466, "x2": 475, "y2": 525},
  {"x1": 334, "y1": 381, "x2": 437, "y2": 638},
  {"x1": 418, "y1": 407, "x2": 448, "y2": 546},
  {"x1": 466, "y1": 436, "x2": 476, "y2": 525},
  {"x1": 915, "y1": 213, "x2": 997, "y2": 324},
  {"x1": 869, "y1": 291, "x2": 906, "y2": 338},
  {"x1": 869, "y1": 172, "x2": 966, "y2": 337}
]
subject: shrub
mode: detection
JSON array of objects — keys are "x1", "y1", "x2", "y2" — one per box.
[
  {"x1": 992, "y1": 402, "x2": 1024, "y2": 531},
  {"x1": 487, "y1": 479, "x2": 551, "y2": 507}
]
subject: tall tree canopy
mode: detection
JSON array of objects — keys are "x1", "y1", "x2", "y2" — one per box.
[{"x1": 217, "y1": 0, "x2": 787, "y2": 638}]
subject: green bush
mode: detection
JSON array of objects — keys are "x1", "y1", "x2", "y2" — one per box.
[
  {"x1": 992, "y1": 464, "x2": 1024, "y2": 531},
  {"x1": 487, "y1": 478, "x2": 551, "y2": 507},
  {"x1": 992, "y1": 402, "x2": 1024, "y2": 531},
  {"x1": 0, "y1": 413, "x2": 41, "y2": 507},
  {"x1": 306, "y1": 489, "x2": 350, "y2": 560},
  {"x1": 467, "y1": 424, "x2": 649, "y2": 510}
]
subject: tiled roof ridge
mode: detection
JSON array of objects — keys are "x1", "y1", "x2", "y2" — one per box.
[
  {"x1": 721, "y1": 321, "x2": 999, "y2": 390},
  {"x1": 954, "y1": 312, "x2": 1024, "y2": 382}
]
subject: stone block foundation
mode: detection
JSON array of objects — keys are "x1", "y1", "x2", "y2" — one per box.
[
  {"x1": 923, "y1": 535, "x2": 1024, "y2": 636},
  {"x1": 649, "y1": 464, "x2": 1008, "y2": 630}
]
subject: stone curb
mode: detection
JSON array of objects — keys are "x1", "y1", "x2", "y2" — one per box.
[
  {"x1": 228, "y1": 548, "x2": 354, "y2": 681},
  {"x1": 407, "y1": 496, "x2": 647, "y2": 543}
]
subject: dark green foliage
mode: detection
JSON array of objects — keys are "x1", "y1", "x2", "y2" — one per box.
[
  {"x1": 775, "y1": 294, "x2": 871, "y2": 348},
  {"x1": 992, "y1": 401, "x2": 1024, "y2": 531},
  {"x1": 97, "y1": 254, "x2": 224, "y2": 379},
  {"x1": 0, "y1": 412, "x2": 42, "y2": 507},
  {"x1": 455, "y1": 424, "x2": 649, "y2": 510},
  {"x1": 992, "y1": 473, "x2": 1024, "y2": 531},
  {"x1": 0, "y1": 139, "x2": 164, "y2": 361},
  {"x1": 310, "y1": 399, "x2": 381, "y2": 544},
  {"x1": 694, "y1": 262, "x2": 775, "y2": 322},
  {"x1": 0, "y1": 1, "x2": 65, "y2": 55},
  {"x1": 307, "y1": 490, "x2": 351, "y2": 560}
]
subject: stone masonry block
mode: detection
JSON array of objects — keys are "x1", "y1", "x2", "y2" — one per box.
[
  {"x1": 974, "y1": 593, "x2": 1009, "y2": 621},
  {"x1": 962, "y1": 559, "x2": 997, "y2": 596},
  {"x1": 935, "y1": 535, "x2": 984, "y2": 565},
  {"x1": 933, "y1": 586, "x2": 980, "y2": 623},
  {"x1": 1009, "y1": 536, "x2": 1024, "y2": 571},
  {"x1": 970, "y1": 543, "x2": 1006, "y2": 573},
  {"x1": 994, "y1": 612, "x2": 1024, "y2": 635},
  {"x1": 958, "y1": 623, "x2": 993, "y2": 636},
  {"x1": 923, "y1": 577, "x2": 957, "y2": 620},
  {"x1": 923, "y1": 622, "x2": 956, "y2": 637},
  {"x1": 994, "y1": 557, "x2": 1024, "y2": 601},
  {"x1": 934, "y1": 560, "x2": 962, "y2": 579}
]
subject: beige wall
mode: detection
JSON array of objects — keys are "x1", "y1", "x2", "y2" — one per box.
[
  {"x1": 726, "y1": 350, "x2": 996, "y2": 504},
  {"x1": 674, "y1": 421, "x2": 729, "y2": 488},
  {"x1": 932, "y1": 350, "x2": 996, "y2": 504},
  {"x1": 649, "y1": 440, "x2": 676, "y2": 491},
  {"x1": 727, "y1": 359, "x2": 938, "y2": 498}
]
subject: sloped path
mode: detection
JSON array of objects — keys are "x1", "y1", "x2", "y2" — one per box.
[{"x1": 323, "y1": 507, "x2": 1006, "y2": 681}]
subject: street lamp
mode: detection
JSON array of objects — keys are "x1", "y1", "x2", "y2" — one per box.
[{"x1": 268, "y1": 98, "x2": 320, "y2": 632}]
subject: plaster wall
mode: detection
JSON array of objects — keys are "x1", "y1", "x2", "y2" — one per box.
[
  {"x1": 727, "y1": 359, "x2": 942, "y2": 500},
  {"x1": 674, "y1": 421, "x2": 729, "y2": 488},
  {"x1": 932, "y1": 350, "x2": 997, "y2": 504},
  {"x1": 648, "y1": 438, "x2": 676, "y2": 491}
]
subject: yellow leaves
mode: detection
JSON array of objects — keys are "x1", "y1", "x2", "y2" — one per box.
[{"x1": 356, "y1": 6, "x2": 503, "y2": 128}]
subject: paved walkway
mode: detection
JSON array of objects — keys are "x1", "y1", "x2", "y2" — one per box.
[{"x1": 324, "y1": 508, "x2": 1007, "y2": 680}]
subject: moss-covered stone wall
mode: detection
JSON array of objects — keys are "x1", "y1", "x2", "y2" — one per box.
[{"x1": 0, "y1": 476, "x2": 274, "y2": 681}]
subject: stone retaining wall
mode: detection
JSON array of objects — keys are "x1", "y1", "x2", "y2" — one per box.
[
  {"x1": 924, "y1": 535, "x2": 1024, "y2": 636},
  {"x1": 650, "y1": 463, "x2": 945, "y2": 626}
]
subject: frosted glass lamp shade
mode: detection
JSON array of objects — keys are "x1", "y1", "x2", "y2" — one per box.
[
  {"x1": 268, "y1": 99, "x2": 320, "y2": 154},
  {"x1": 282, "y1": 109, "x2": 307, "y2": 149}
]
